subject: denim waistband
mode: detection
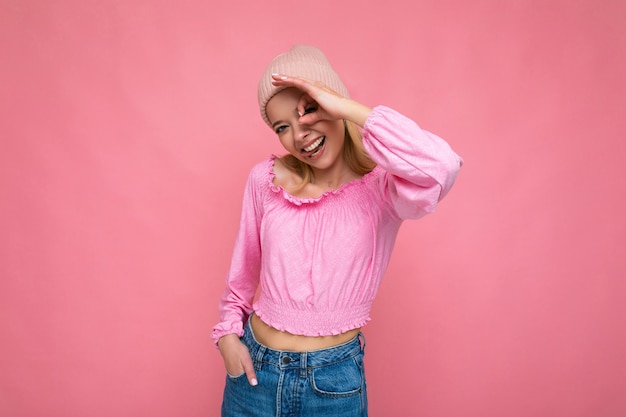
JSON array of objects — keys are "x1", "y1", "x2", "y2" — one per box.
[{"x1": 242, "y1": 314, "x2": 365, "y2": 371}]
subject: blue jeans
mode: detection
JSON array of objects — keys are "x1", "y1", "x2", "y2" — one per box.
[{"x1": 221, "y1": 315, "x2": 368, "y2": 417}]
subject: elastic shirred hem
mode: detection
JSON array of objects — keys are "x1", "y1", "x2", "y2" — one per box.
[
  {"x1": 253, "y1": 296, "x2": 372, "y2": 336},
  {"x1": 265, "y1": 156, "x2": 382, "y2": 206}
]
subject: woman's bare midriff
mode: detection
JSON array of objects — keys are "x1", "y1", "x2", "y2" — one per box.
[{"x1": 250, "y1": 313, "x2": 360, "y2": 352}]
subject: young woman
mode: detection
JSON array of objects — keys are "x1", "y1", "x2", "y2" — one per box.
[{"x1": 212, "y1": 45, "x2": 462, "y2": 417}]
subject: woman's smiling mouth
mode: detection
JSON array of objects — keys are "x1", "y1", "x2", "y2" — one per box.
[{"x1": 302, "y1": 136, "x2": 326, "y2": 156}]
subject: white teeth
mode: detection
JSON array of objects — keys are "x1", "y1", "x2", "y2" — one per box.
[{"x1": 303, "y1": 137, "x2": 324, "y2": 152}]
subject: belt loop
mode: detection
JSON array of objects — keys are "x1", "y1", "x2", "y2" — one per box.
[
  {"x1": 254, "y1": 345, "x2": 266, "y2": 371},
  {"x1": 299, "y1": 352, "x2": 307, "y2": 378},
  {"x1": 358, "y1": 332, "x2": 366, "y2": 352}
]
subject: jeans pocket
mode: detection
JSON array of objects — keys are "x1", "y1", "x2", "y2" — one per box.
[
  {"x1": 310, "y1": 355, "x2": 363, "y2": 398},
  {"x1": 226, "y1": 370, "x2": 246, "y2": 381}
]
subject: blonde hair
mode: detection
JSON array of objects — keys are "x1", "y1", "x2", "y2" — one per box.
[{"x1": 279, "y1": 120, "x2": 376, "y2": 190}]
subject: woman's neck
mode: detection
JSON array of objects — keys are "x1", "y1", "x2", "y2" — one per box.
[{"x1": 310, "y1": 163, "x2": 358, "y2": 190}]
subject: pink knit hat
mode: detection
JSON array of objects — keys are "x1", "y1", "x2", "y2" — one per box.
[{"x1": 257, "y1": 45, "x2": 349, "y2": 127}]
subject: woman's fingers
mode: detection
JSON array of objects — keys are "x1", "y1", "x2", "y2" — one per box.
[
  {"x1": 269, "y1": 74, "x2": 371, "y2": 126},
  {"x1": 272, "y1": 74, "x2": 344, "y2": 121},
  {"x1": 295, "y1": 93, "x2": 313, "y2": 117},
  {"x1": 295, "y1": 93, "x2": 325, "y2": 125},
  {"x1": 240, "y1": 352, "x2": 258, "y2": 386},
  {"x1": 218, "y1": 334, "x2": 258, "y2": 386},
  {"x1": 271, "y1": 74, "x2": 323, "y2": 93}
]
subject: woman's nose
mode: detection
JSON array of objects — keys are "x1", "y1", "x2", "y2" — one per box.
[{"x1": 293, "y1": 123, "x2": 310, "y2": 141}]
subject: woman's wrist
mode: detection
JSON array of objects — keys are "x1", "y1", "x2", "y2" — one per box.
[
  {"x1": 342, "y1": 98, "x2": 372, "y2": 127},
  {"x1": 217, "y1": 333, "x2": 239, "y2": 351}
]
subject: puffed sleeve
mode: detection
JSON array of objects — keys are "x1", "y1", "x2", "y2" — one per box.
[
  {"x1": 362, "y1": 106, "x2": 463, "y2": 220},
  {"x1": 211, "y1": 163, "x2": 265, "y2": 346}
]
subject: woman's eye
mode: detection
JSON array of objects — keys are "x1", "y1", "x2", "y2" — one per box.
[
  {"x1": 275, "y1": 125, "x2": 287, "y2": 134},
  {"x1": 303, "y1": 106, "x2": 317, "y2": 115}
]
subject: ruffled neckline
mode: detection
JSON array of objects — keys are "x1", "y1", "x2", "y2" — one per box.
[{"x1": 265, "y1": 155, "x2": 380, "y2": 206}]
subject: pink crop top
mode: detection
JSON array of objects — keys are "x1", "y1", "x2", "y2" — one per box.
[{"x1": 211, "y1": 106, "x2": 462, "y2": 345}]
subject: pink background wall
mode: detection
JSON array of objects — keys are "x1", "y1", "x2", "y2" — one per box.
[{"x1": 1, "y1": 1, "x2": 625, "y2": 416}]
